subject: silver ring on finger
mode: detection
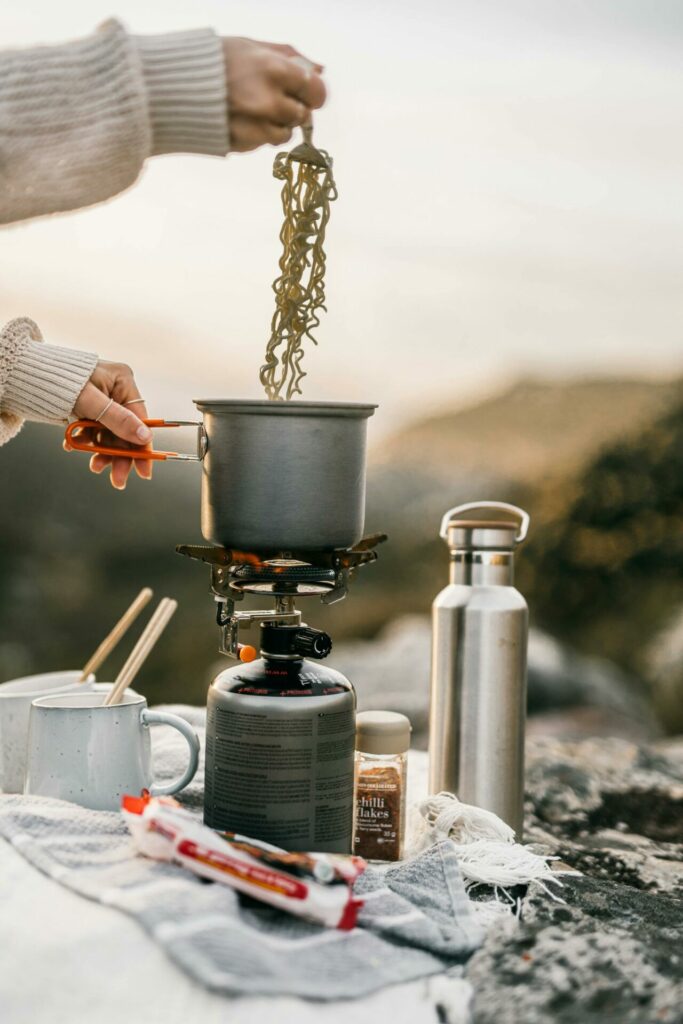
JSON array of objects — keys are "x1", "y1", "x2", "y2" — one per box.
[
  {"x1": 95, "y1": 397, "x2": 114, "y2": 422},
  {"x1": 123, "y1": 398, "x2": 146, "y2": 407},
  {"x1": 291, "y1": 56, "x2": 313, "y2": 82}
]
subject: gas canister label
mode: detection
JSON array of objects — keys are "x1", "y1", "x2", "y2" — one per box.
[{"x1": 205, "y1": 696, "x2": 355, "y2": 853}]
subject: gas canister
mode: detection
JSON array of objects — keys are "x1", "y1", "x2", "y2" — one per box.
[{"x1": 205, "y1": 623, "x2": 356, "y2": 853}]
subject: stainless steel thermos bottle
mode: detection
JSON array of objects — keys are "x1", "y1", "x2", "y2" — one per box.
[{"x1": 428, "y1": 502, "x2": 530, "y2": 837}]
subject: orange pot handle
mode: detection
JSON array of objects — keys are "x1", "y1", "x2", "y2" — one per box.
[{"x1": 64, "y1": 419, "x2": 205, "y2": 462}]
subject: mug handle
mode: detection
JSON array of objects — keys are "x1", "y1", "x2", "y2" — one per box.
[{"x1": 141, "y1": 709, "x2": 200, "y2": 797}]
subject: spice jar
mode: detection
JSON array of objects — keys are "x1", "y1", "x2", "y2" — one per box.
[{"x1": 353, "y1": 711, "x2": 411, "y2": 862}]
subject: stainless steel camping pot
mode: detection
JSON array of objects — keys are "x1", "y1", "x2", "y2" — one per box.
[
  {"x1": 65, "y1": 400, "x2": 377, "y2": 550},
  {"x1": 428, "y1": 501, "x2": 530, "y2": 838}
]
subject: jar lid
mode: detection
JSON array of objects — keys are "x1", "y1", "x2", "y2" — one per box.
[{"x1": 356, "y1": 711, "x2": 412, "y2": 755}]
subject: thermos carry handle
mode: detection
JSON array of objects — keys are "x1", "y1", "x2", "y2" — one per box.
[
  {"x1": 64, "y1": 420, "x2": 207, "y2": 462},
  {"x1": 439, "y1": 501, "x2": 530, "y2": 543}
]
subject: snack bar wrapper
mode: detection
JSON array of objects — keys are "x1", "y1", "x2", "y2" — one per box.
[{"x1": 122, "y1": 794, "x2": 366, "y2": 930}]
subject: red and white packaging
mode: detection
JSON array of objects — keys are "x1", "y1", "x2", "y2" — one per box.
[{"x1": 122, "y1": 794, "x2": 365, "y2": 930}]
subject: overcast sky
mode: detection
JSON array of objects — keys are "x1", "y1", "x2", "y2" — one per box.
[{"x1": 1, "y1": 0, "x2": 681, "y2": 433}]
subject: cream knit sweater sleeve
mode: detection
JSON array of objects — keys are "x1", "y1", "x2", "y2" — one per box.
[
  {"x1": 0, "y1": 319, "x2": 98, "y2": 446},
  {"x1": 0, "y1": 19, "x2": 229, "y2": 445},
  {"x1": 0, "y1": 19, "x2": 228, "y2": 223}
]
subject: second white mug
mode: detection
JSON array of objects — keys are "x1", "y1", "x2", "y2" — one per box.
[{"x1": 0, "y1": 670, "x2": 97, "y2": 794}]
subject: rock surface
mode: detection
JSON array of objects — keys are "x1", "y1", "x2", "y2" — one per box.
[{"x1": 464, "y1": 736, "x2": 683, "y2": 1024}]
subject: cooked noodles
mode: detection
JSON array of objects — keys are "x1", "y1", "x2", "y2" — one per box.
[{"x1": 260, "y1": 142, "x2": 337, "y2": 401}]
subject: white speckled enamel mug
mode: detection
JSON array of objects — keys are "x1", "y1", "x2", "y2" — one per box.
[
  {"x1": 25, "y1": 690, "x2": 200, "y2": 811},
  {"x1": 0, "y1": 671, "x2": 98, "y2": 794}
]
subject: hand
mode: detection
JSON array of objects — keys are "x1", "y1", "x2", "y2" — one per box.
[
  {"x1": 223, "y1": 38, "x2": 326, "y2": 153},
  {"x1": 67, "y1": 361, "x2": 152, "y2": 490}
]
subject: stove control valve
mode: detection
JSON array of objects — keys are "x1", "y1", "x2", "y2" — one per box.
[{"x1": 293, "y1": 627, "x2": 332, "y2": 660}]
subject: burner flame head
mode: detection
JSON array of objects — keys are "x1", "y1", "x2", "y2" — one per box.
[{"x1": 230, "y1": 550, "x2": 264, "y2": 568}]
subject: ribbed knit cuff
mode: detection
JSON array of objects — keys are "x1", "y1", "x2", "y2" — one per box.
[
  {"x1": 134, "y1": 29, "x2": 229, "y2": 157},
  {"x1": 3, "y1": 339, "x2": 98, "y2": 424}
]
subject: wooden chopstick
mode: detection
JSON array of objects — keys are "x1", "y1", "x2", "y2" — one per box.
[
  {"x1": 80, "y1": 587, "x2": 153, "y2": 682},
  {"x1": 104, "y1": 598, "x2": 178, "y2": 706}
]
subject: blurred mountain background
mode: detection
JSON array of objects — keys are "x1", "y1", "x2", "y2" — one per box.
[
  {"x1": 1, "y1": 374, "x2": 681, "y2": 734},
  {"x1": 1, "y1": 0, "x2": 682, "y2": 745}
]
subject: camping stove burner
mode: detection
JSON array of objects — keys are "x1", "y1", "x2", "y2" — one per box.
[
  {"x1": 176, "y1": 535, "x2": 386, "y2": 658},
  {"x1": 229, "y1": 560, "x2": 337, "y2": 596},
  {"x1": 176, "y1": 534, "x2": 386, "y2": 602}
]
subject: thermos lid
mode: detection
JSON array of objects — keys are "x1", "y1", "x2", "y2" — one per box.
[
  {"x1": 447, "y1": 520, "x2": 518, "y2": 551},
  {"x1": 440, "y1": 502, "x2": 530, "y2": 552},
  {"x1": 356, "y1": 711, "x2": 412, "y2": 754}
]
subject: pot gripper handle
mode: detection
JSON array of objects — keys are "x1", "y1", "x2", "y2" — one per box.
[{"x1": 64, "y1": 419, "x2": 204, "y2": 462}]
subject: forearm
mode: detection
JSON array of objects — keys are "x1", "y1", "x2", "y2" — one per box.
[
  {"x1": 0, "y1": 319, "x2": 97, "y2": 445},
  {"x1": 0, "y1": 20, "x2": 228, "y2": 225}
]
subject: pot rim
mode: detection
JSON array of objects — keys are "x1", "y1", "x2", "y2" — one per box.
[{"x1": 193, "y1": 399, "x2": 377, "y2": 418}]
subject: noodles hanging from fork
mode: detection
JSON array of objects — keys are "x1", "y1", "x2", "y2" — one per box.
[{"x1": 260, "y1": 145, "x2": 337, "y2": 401}]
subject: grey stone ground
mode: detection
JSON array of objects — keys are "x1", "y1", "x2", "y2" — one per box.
[
  {"x1": 333, "y1": 617, "x2": 683, "y2": 1021},
  {"x1": 464, "y1": 737, "x2": 683, "y2": 1024}
]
